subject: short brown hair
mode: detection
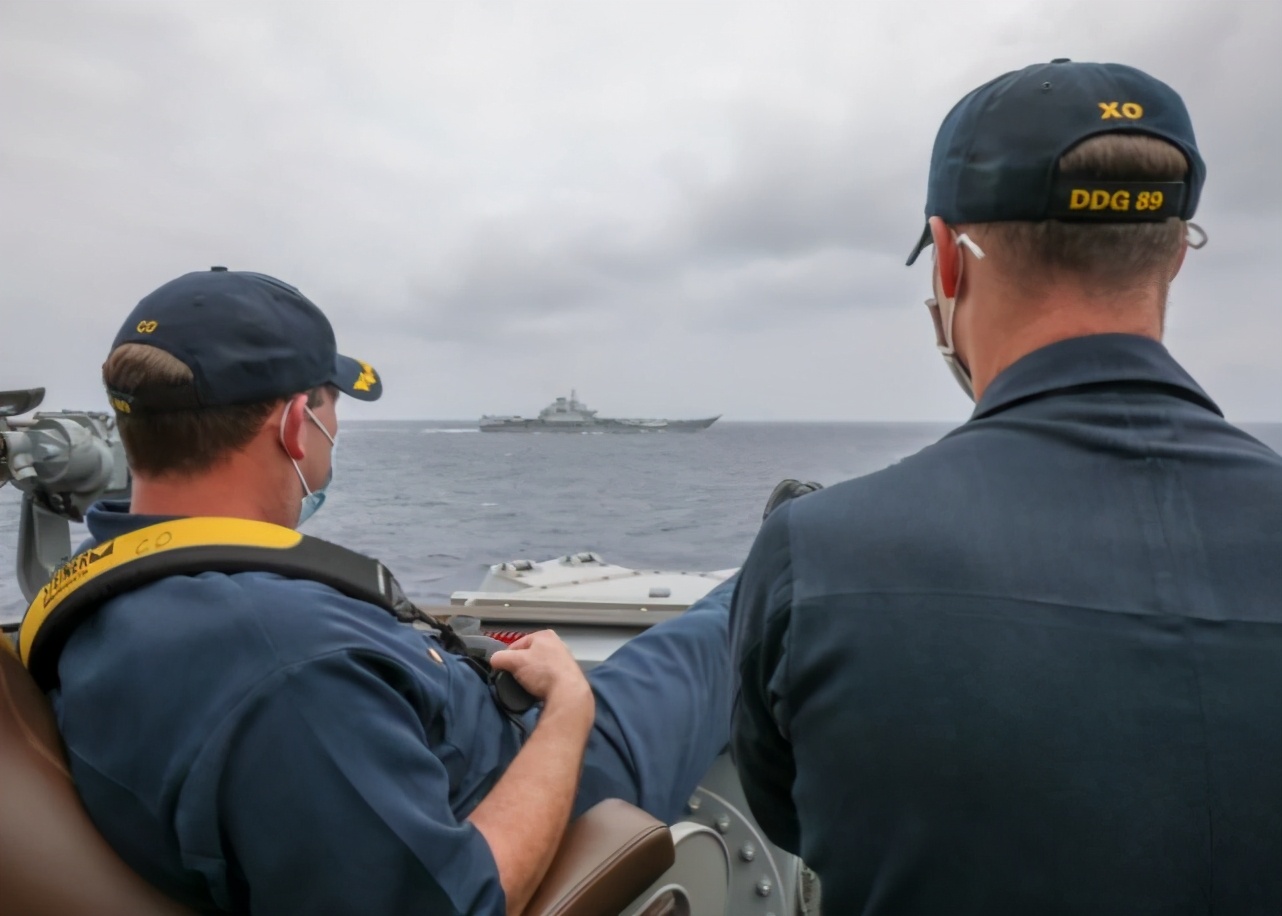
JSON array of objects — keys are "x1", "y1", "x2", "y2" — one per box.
[
  {"x1": 965, "y1": 134, "x2": 1189, "y2": 292},
  {"x1": 103, "y1": 344, "x2": 327, "y2": 477}
]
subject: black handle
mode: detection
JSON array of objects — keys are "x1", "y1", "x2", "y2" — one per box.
[{"x1": 492, "y1": 669, "x2": 538, "y2": 714}]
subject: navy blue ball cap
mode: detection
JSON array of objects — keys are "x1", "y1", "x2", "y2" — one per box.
[
  {"x1": 107, "y1": 268, "x2": 383, "y2": 412},
  {"x1": 906, "y1": 59, "x2": 1206, "y2": 265}
]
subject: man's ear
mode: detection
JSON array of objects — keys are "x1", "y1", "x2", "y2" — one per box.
[
  {"x1": 279, "y1": 394, "x2": 310, "y2": 461},
  {"x1": 929, "y1": 216, "x2": 960, "y2": 299}
]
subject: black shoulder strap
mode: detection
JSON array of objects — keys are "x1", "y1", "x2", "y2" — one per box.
[{"x1": 18, "y1": 517, "x2": 457, "y2": 691}]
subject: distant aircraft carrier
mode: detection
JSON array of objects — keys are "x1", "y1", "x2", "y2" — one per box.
[{"x1": 479, "y1": 391, "x2": 719, "y2": 433}]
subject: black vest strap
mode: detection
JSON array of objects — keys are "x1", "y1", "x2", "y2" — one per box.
[{"x1": 19, "y1": 518, "x2": 469, "y2": 692}]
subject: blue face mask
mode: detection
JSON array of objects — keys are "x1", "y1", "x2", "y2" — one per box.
[
  {"x1": 296, "y1": 465, "x2": 331, "y2": 527},
  {"x1": 280, "y1": 405, "x2": 337, "y2": 527}
]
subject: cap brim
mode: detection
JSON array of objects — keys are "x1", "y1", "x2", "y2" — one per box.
[
  {"x1": 331, "y1": 353, "x2": 383, "y2": 401},
  {"x1": 905, "y1": 223, "x2": 932, "y2": 266}
]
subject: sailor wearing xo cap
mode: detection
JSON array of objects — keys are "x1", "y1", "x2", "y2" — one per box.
[
  {"x1": 902, "y1": 57, "x2": 1207, "y2": 400},
  {"x1": 730, "y1": 60, "x2": 1282, "y2": 914},
  {"x1": 38, "y1": 266, "x2": 737, "y2": 916}
]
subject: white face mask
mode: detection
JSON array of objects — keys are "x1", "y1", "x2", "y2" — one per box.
[
  {"x1": 278, "y1": 404, "x2": 336, "y2": 527},
  {"x1": 924, "y1": 232, "x2": 985, "y2": 401}
]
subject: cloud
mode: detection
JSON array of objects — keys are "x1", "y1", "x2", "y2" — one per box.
[{"x1": 0, "y1": 0, "x2": 1279, "y2": 421}]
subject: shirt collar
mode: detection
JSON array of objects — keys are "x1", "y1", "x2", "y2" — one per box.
[
  {"x1": 971, "y1": 334, "x2": 1222, "y2": 421},
  {"x1": 84, "y1": 499, "x2": 182, "y2": 546}
]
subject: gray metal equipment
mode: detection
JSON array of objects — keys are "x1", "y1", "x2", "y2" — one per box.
[{"x1": 0, "y1": 388, "x2": 130, "y2": 603}]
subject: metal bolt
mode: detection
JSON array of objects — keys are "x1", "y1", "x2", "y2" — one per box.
[
  {"x1": 755, "y1": 877, "x2": 773, "y2": 898},
  {"x1": 685, "y1": 795, "x2": 701, "y2": 813},
  {"x1": 738, "y1": 842, "x2": 756, "y2": 862},
  {"x1": 715, "y1": 814, "x2": 731, "y2": 834}
]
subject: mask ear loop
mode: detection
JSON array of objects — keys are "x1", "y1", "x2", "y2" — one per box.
[
  {"x1": 1186, "y1": 222, "x2": 1208, "y2": 250},
  {"x1": 279, "y1": 407, "x2": 315, "y2": 499},
  {"x1": 955, "y1": 233, "x2": 986, "y2": 261},
  {"x1": 930, "y1": 232, "x2": 986, "y2": 352},
  {"x1": 303, "y1": 405, "x2": 336, "y2": 447},
  {"x1": 924, "y1": 232, "x2": 985, "y2": 401}
]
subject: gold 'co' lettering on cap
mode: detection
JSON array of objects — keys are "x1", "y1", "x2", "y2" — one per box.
[
  {"x1": 109, "y1": 396, "x2": 132, "y2": 414},
  {"x1": 1098, "y1": 101, "x2": 1144, "y2": 120},
  {"x1": 353, "y1": 360, "x2": 378, "y2": 392},
  {"x1": 135, "y1": 320, "x2": 159, "y2": 333}
]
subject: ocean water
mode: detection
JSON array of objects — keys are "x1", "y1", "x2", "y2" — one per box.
[{"x1": 2, "y1": 420, "x2": 1280, "y2": 624}]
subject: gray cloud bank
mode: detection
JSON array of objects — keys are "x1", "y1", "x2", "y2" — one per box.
[{"x1": 1, "y1": 0, "x2": 1279, "y2": 422}]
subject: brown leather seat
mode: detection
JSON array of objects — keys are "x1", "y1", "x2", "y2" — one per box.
[
  {"x1": 525, "y1": 798, "x2": 675, "y2": 916},
  {"x1": 0, "y1": 639, "x2": 191, "y2": 915},
  {"x1": 0, "y1": 637, "x2": 674, "y2": 916}
]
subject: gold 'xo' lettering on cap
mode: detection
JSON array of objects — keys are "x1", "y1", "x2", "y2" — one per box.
[{"x1": 1098, "y1": 101, "x2": 1144, "y2": 120}]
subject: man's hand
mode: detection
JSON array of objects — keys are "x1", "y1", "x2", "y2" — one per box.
[
  {"x1": 490, "y1": 630, "x2": 594, "y2": 720},
  {"x1": 762, "y1": 479, "x2": 823, "y2": 521}
]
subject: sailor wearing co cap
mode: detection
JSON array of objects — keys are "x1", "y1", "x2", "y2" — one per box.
[
  {"x1": 103, "y1": 266, "x2": 382, "y2": 526},
  {"x1": 730, "y1": 59, "x2": 1282, "y2": 915},
  {"x1": 107, "y1": 266, "x2": 382, "y2": 413},
  {"x1": 49, "y1": 264, "x2": 737, "y2": 916}
]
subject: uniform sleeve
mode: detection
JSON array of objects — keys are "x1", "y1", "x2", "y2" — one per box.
[
  {"x1": 177, "y1": 649, "x2": 506, "y2": 915},
  {"x1": 729, "y1": 502, "x2": 802, "y2": 854}
]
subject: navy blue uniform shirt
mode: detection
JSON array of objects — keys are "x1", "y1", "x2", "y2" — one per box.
[
  {"x1": 54, "y1": 504, "x2": 517, "y2": 914},
  {"x1": 52, "y1": 503, "x2": 734, "y2": 915},
  {"x1": 731, "y1": 334, "x2": 1282, "y2": 914}
]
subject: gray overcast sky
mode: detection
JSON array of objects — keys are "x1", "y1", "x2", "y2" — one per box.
[{"x1": 2, "y1": 0, "x2": 1278, "y2": 422}]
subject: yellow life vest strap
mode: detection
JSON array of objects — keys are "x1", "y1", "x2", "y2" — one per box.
[{"x1": 19, "y1": 517, "x2": 421, "y2": 692}]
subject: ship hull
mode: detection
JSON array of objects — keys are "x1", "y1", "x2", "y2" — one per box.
[{"x1": 479, "y1": 416, "x2": 719, "y2": 433}]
